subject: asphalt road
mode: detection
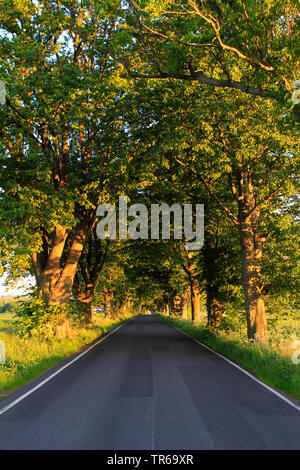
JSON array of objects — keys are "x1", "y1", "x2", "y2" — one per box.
[{"x1": 0, "y1": 314, "x2": 299, "y2": 450}]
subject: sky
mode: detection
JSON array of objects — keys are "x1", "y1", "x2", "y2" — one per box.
[{"x1": 0, "y1": 274, "x2": 36, "y2": 297}]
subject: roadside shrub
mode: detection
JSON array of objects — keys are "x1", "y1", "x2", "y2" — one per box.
[
  {"x1": 219, "y1": 304, "x2": 246, "y2": 333},
  {"x1": 13, "y1": 297, "x2": 71, "y2": 339}
]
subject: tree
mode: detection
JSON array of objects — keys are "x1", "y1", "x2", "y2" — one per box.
[
  {"x1": 116, "y1": 0, "x2": 299, "y2": 103},
  {"x1": 176, "y1": 91, "x2": 298, "y2": 341},
  {"x1": 0, "y1": 0, "x2": 130, "y2": 307}
]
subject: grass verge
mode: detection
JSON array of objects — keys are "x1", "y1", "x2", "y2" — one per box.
[
  {"x1": 0, "y1": 313, "x2": 133, "y2": 400},
  {"x1": 159, "y1": 314, "x2": 300, "y2": 403}
]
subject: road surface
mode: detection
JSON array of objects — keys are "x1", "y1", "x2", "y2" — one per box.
[{"x1": 0, "y1": 315, "x2": 299, "y2": 450}]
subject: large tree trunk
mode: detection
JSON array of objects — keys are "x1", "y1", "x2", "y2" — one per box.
[
  {"x1": 239, "y1": 218, "x2": 267, "y2": 342},
  {"x1": 54, "y1": 317, "x2": 73, "y2": 339},
  {"x1": 32, "y1": 218, "x2": 94, "y2": 307},
  {"x1": 47, "y1": 222, "x2": 91, "y2": 305},
  {"x1": 33, "y1": 225, "x2": 69, "y2": 302},
  {"x1": 237, "y1": 171, "x2": 267, "y2": 342},
  {"x1": 32, "y1": 219, "x2": 94, "y2": 338}
]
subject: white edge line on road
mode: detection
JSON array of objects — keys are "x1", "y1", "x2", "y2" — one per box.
[
  {"x1": 0, "y1": 317, "x2": 134, "y2": 416},
  {"x1": 167, "y1": 321, "x2": 300, "y2": 413}
]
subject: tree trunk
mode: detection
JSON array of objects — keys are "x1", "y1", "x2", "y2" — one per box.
[
  {"x1": 54, "y1": 317, "x2": 73, "y2": 339},
  {"x1": 181, "y1": 251, "x2": 201, "y2": 323},
  {"x1": 79, "y1": 300, "x2": 94, "y2": 326},
  {"x1": 173, "y1": 294, "x2": 181, "y2": 317},
  {"x1": 32, "y1": 218, "x2": 94, "y2": 307},
  {"x1": 120, "y1": 298, "x2": 131, "y2": 316},
  {"x1": 203, "y1": 236, "x2": 225, "y2": 328},
  {"x1": 181, "y1": 289, "x2": 189, "y2": 320},
  {"x1": 187, "y1": 274, "x2": 201, "y2": 323},
  {"x1": 207, "y1": 298, "x2": 224, "y2": 328},
  {"x1": 156, "y1": 300, "x2": 163, "y2": 314},
  {"x1": 73, "y1": 286, "x2": 94, "y2": 326},
  {"x1": 239, "y1": 219, "x2": 267, "y2": 342},
  {"x1": 104, "y1": 289, "x2": 116, "y2": 318},
  {"x1": 37, "y1": 225, "x2": 69, "y2": 302},
  {"x1": 47, "y1": 221, "x2": 91, "y2": 305},
  {"x1": 237, "y1": 171, "x2": 267, "y2": 342}
]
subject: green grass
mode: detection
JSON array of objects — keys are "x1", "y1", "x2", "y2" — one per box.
[
  {"x1": 159, "y1": 314, "x2": 300, "y2": 402},
  {"x1": 0, "y1": 312, "x2": 134, "y2": 400}
]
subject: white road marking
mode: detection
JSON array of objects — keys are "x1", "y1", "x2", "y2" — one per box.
[
  {"x1": 0, "y1": 317, "x2": 134, "y2": 416},
  {"x1": 167, "y1": 321, "x2": 300, "y2": 413}
]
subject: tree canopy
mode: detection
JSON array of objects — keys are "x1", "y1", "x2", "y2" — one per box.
[{"x1": 0, "y1": 0, "x2": 299, "y2": 342}]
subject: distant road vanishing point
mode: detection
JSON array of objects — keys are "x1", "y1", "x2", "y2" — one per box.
[{"x1": 0, "y1": 315, "x2": 299, "y2": 450}]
